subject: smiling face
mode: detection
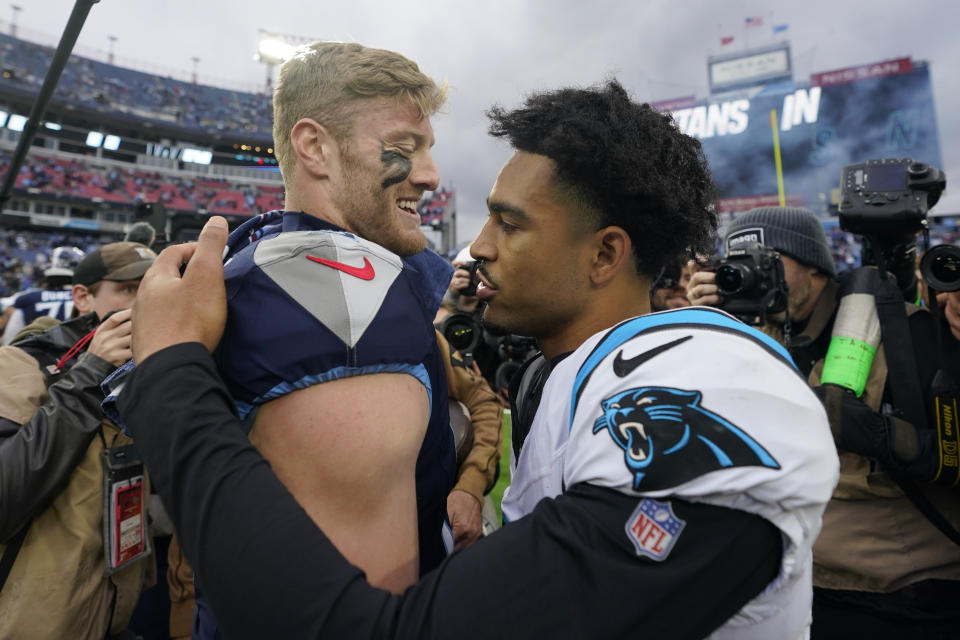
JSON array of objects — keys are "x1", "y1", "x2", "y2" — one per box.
[
  {"x1": 470, "y1": 152, "x2": 598, "y2": 348},
  {"x1": 330, "y1": 98, "x2": 439, "y2": 256}
]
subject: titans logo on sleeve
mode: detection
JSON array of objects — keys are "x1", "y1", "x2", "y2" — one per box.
[{"x1": 593, "y1": 387, "x2": 780, "y2": 491}]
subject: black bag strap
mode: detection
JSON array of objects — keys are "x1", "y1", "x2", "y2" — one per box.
[
  {"x1": 874, "y1": 275, "x2": 929, "y2": 431},
  {"x1": 873, "y1": 273, "x2": 960, "y2": 545},
  {"x1": 0, "y1": 524, "x2": 29, "y2": 592},
  {"x1": 510, "y1": 353, "x2": 549, "y2": 458}
]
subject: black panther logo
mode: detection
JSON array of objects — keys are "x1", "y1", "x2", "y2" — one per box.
[{"x1": 593, "y1": 387, "x2": 780, "y2": 491}]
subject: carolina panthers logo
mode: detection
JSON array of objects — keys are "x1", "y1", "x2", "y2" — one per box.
[{"x1": 593, "y1": 387, "x2": 780, "y2": 491}]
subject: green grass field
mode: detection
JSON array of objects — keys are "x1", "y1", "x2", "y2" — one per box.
[{"x1": 488, "y1": 411, "x2": 512, "y2": 522}]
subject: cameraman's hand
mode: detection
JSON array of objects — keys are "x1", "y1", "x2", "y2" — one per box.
[
  {"x1": 447, "y1": 489, "x2": 483, "y2": 551},
  {"x1": 131, "y1": 216, "x2": 228, "y2": 363},
  {"x1": 450, "y1": 264, "x2": 480, "y2": 312},
  {"x1": 87, "y1": 308, "x2": 133, "y2": 367},
  {"x1": 686, "y1": 261, "x2": 721, "y2": 307},
  {"x1": 813, "y1": 383, "x2": 939, "y2": 482},
  {"x1": 937, "y1": 291, "x2": 960, "y2": 342},
  {"x1": 449, "y1": 266, "x2": 473, "y2": 293}
]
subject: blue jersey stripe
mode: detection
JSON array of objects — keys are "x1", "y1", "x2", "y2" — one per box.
[
  {"x1": 235, "y1": 362, "x2": 432, "y2": 424},
  {"x1": 570, "y1": 309, "x2": 796, "y2": 431}
]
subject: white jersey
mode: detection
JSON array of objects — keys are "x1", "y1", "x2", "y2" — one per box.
[{"x1": 502, "y1": 307, "x2": 839, "y2": 639}]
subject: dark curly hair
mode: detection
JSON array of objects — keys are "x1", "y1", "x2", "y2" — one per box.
[{"x1": 487, "y1": 80, "x2": 717, "y2": 277}]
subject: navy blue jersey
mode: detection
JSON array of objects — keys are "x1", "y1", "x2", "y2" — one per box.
[
  {"x1": 215, "y1": 210, "x2": 456, "y2": 572},
  {"x1": 14, "y1": 289, "x2": 74, "y2": 323}
]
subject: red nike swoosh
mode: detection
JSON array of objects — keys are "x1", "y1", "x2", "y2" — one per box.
[{"x1": 305, "y1": 255, "x2": 376, "y2": 280}]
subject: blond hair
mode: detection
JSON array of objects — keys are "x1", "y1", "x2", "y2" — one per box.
[{"x1": 272, "y1": 41, "x2": 447, "y2": 180}]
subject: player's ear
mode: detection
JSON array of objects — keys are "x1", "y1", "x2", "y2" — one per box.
[
  {"x1": 589, "y1": 225, "x2": 632, "y2": 285},
  {"x1": 290, "y1": 118, "x2": 336, "y2": 179}
]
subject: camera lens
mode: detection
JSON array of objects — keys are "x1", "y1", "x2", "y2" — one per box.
[
  {"x1": 932, "y1": 254, "x2": 960, "y2": 282},
  {"x1": 716, "y1": 264, "x2": 751, "y2": 295},
  {"x1": 921, "y1": 244, "x2": 960, "y2": 292},
  {"x1": 445, "y1": 321, "x2": 475, "y2": 352}
]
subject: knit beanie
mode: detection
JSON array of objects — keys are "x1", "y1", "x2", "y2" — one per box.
[{"x1": 725, "y1": 207, "x2": 837, "y2": 278}]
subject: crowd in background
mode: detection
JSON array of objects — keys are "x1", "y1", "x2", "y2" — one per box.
[
  {"x1": 0, "y1": 31, "x2": 957, "y2": 640},
  {"x1": 0, "y1": 227, "x2": 117, "y2": 295},
  {"x1": 0, "y1": 32, "x2": 272, "y2": 138},
  {"x1": 0, "y1": 151, "x2": 286, "y2": 216}
]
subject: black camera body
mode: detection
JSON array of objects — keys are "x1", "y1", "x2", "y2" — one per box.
[
  {"x1": 493, "y1": 334, "x2": 539, "y2": 394},
  {"x1": 715, "y1": 241, "x2": 788, "y2": 325},
  {"x1": 134, "y1": 200, "x2": 208, "y2": 250},
  {"x1": 839, "y1": 158, "x2": 947, "y2": 296},
  {"x1": 839, "y1": 158, "x2": 945, "y2": 241},
  {"x1": 134, "y1": 201, "x2": 168, "y2": 249},
  {"x1": 459, "y1": 260, "x2": 481, "y2": 297}
]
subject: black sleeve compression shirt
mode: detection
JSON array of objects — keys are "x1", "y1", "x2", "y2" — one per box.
[{"x1": 120, "y1": 342, "x2": 782, "y2": 640}]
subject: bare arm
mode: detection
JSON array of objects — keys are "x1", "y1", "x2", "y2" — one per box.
[{"x1": 249, "y1": 372, "x2": 429, "y2": 593}]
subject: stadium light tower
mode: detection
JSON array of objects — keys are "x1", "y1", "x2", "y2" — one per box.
[
  {"x1": 107, "y1": 34, "x2": 117, "y2": 65},
  {"x1": 255, "y1": 30, "x2": 313, "y2": 92},
  {"x1": 191, "y1": 56, "x2": 200, "y2": 84},
  {"x1": 10, "y1": 4, "x2": 20, "y2": 37}
]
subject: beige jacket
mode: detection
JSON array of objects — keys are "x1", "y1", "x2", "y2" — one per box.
[
  {"x1": 0, "y1": 322, "x2": 152, "y2": 638},
  {"x1": 767, "y1": 286, "x2": 960, "y2": 592}
]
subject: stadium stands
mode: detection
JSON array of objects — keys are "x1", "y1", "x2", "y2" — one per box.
[
  {"x1": 0, "y1": 33, "x2": 273, "y2": 139},
  {"x1": 0, "y1": 150, "x2": 285, "y2": 215}
]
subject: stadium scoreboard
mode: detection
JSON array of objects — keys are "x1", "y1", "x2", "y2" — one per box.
[
  {"x1": 659, "y1": 57, "x2": 941, "y2": 214},
  {"x1": 708, "y1": 43, "x2": 793, "y2": 94}
]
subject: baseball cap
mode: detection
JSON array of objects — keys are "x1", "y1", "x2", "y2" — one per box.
[{"x1": 72, "y1": 242, "x2": 157, "y2": 286}]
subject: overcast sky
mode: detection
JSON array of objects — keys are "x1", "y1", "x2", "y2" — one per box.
[{"x1": 13, "y1": 0, "x2": 960, "y2": 244}]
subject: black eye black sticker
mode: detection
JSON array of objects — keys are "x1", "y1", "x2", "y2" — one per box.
[{"x1": 380, "y1": 150, "x2": 412, "y2": 190}]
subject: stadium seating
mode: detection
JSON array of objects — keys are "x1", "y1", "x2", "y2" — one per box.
[
  {"x1": 0, "y1": 150, "x2": 285, "y2": 214},
  {"x1": 0, "y1": 33, "x2": 273, "y2": 139}
]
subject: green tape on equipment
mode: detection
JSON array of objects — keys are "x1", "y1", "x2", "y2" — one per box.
[{"x1": 820, "y1": 337, "x2": 877, "y2": 397}]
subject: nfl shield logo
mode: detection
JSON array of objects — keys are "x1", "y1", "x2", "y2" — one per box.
[{"x1": 625, "y1": 498, "x2": 686, "y2": 561}]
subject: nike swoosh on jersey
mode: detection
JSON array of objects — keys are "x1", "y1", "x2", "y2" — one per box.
[
  {"x1": 613, "y1": 335, "x2": 693, "y2": 377},
  {"x1": 305, "y1": 255, "x2": 376, "y2": 280}
]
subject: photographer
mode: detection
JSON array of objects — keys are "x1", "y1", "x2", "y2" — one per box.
[
  {"x1": 650, "y1": 255, "x2": 695, "y2": 311},
  {"x1": 438, "y1": 251, "x2": 535, "y2": 401},
  {"x1": 435, "y1": 247, "x2": 482, "y2": 324},
  {"x1": 0, "y1": 242, "x2": 156, "y2": 639},
  {"x1": 687, "y1": 206, "x2": 838, "y2": 375},
  {"x1": 689, "y1": 206, "x2": 960, "y2": 638}
]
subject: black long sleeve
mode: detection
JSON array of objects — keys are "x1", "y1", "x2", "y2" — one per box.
[
  {"x1": 121, "y1": 342, "x2": 782, "y2": 640},
  {"x1": 0, "y1": 351, "x2": 114, "y2": 541}
]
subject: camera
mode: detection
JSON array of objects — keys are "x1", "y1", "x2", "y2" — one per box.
[
  {"x1": 838, "y1": 158, "x2": 947, "y2": 296},
  {"x1": 714, "y1": 241, "x2": 788, "y2": 325},
  {"x1": 439, "y1": 310, "x2": 483, "y2": 365},
  {"x1": 458, "y1": 260, "x2": 481, "y2": 297},
  {"x1": 921, "y1": 244, "x2": 960, "y2": 292},
  {"x1": 134, "y1": 201, "x2": 168, "y2": 249},
  {"x1": 493, "y1": 334, "x2": 539, "y2": 396},
  {"x1": 651, "y1": 255, "x2": 684, "y2": 291},
  {"x1": 839, "y1": 159, "x2": 945, "y2": 240}
]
